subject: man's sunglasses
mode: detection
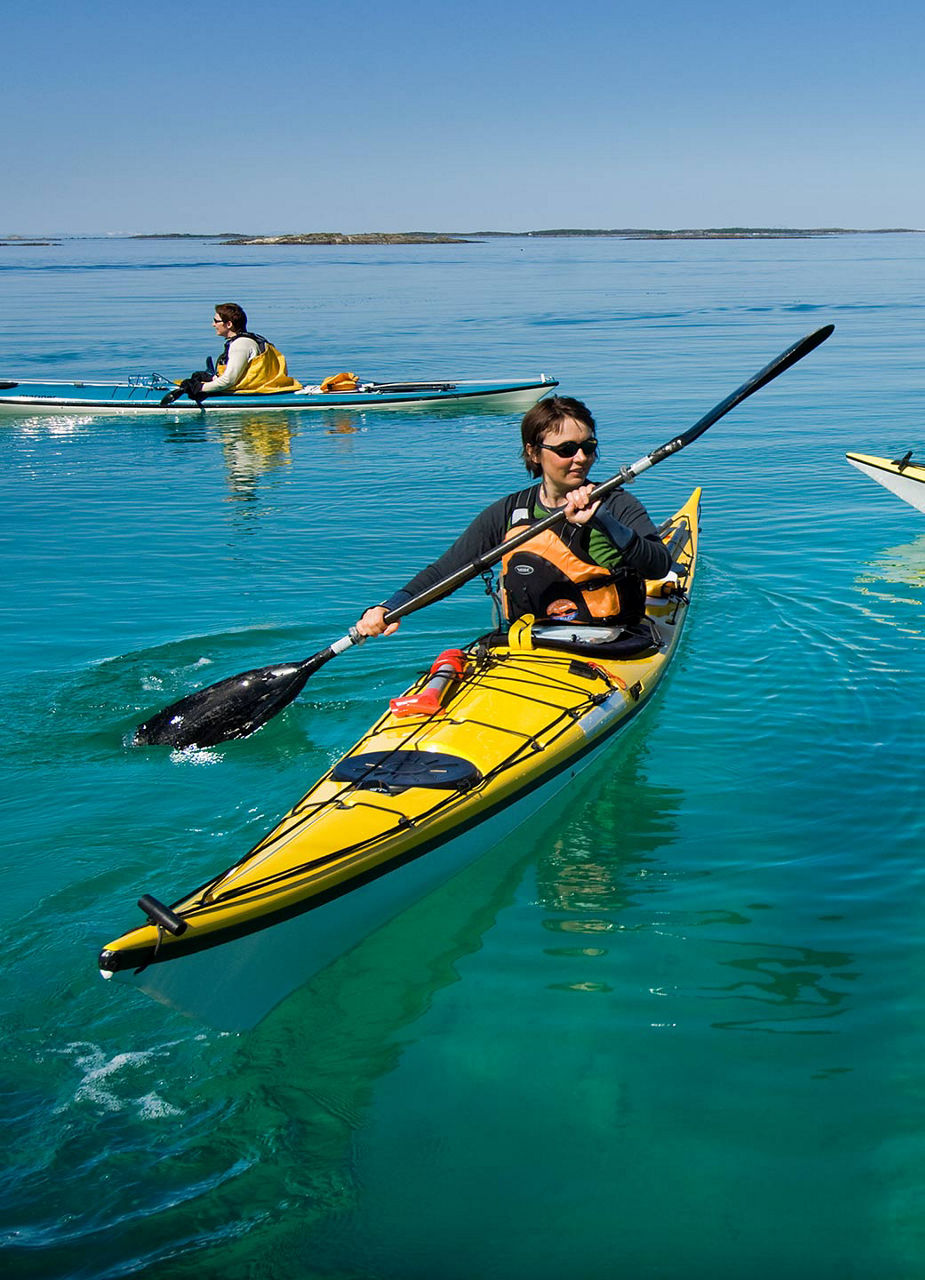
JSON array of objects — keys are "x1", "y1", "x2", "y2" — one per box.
[{"x1": 540, "y1": 438, "x2": 598, "y2": 458}]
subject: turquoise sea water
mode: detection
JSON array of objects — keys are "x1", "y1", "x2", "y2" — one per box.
[{"x1": 1, "y1": 234, "x2": 924, "y2": 1278}]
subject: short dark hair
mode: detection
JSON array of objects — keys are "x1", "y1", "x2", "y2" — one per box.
[
  {"x1": 520, "y1": 396, "x2": 597, "y2": 477},
  {"x1": 215, "y1": 302, "x2": 247, "y2": 332}
]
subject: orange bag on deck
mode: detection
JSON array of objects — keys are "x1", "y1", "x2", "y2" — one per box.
[{"x1": 319, "y1": 372, "x2": 360, "y2": 393}]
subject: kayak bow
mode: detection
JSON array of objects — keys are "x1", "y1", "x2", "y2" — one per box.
[{"x1": 846, "y1": 451, "x2": 925, "y2": 514}]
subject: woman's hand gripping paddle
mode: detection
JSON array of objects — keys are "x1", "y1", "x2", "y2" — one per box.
[{"x1": 135, "y1": 324, "x2": 834, "y2": 749}]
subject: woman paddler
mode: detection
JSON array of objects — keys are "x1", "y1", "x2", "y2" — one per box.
[{"x1": 356, "y1": 396, "x2": 672, "y2": 638}]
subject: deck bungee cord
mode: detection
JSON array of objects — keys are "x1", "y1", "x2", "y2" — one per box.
[{"x1": 184, "y1": 646, "x2": 640, "y2": 911}]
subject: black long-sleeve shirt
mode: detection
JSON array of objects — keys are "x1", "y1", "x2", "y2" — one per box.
[{"x1": 383, "y1": 482, "x2": 671, "y2": 613}]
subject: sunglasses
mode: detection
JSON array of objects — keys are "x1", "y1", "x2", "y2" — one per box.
[{"x1": 540, "y1": 438, "x2": 598, "y2": 458}]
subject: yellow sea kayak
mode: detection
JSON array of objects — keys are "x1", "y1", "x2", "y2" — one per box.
[{"x1": 99, "y1": 489, "x2": 701, "y2": 1025}]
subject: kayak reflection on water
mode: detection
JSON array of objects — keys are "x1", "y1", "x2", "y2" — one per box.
[{"x1": 216, "y1": 414, "x2": 295, "y2": 504}]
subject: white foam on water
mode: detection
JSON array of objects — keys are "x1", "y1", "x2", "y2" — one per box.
[
  {"x1": 169, "y1": 745, "x2": 224, "y2": 766},
  {"x1": 57, "y1": 1043, "x2": 181, "y2": 1119},
  {"x1": 137, "y1": 1091, "x2": 183, "y2": 1119}
]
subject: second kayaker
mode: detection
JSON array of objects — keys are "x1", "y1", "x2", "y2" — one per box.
[
  {"x1": 163, "y1": 303, "x2": 302, "y2": 403},
  {"x1": 199, "y1": 303, "x2": 302, "y2": 395},
  {"x1": 356, "y1": 395, "x2": 671, "y2": 637}
]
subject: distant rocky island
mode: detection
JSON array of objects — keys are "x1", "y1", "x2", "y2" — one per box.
[
  {"x1": 219, "y1": 232, "x2": 477, "y2": 245},
  {"x1": 221, "y1": 227, "x2": 919, "y2": 245},
  {"x1": 131, "y1": 232, "x2": 241, "y2": 240},
  {"x1": 7, "y1": 228, "x2": 919, "y2": 246},
  {"x1": 206, "y1": 227, "x2": 921, "y2": 245},
  {"x1": 477, "y1": 227, "x2": 921, "y2": 240}
]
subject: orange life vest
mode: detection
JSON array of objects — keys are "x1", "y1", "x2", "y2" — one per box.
[{"x1": 500, "y1": 522, "x2": 626, "y2": 623}]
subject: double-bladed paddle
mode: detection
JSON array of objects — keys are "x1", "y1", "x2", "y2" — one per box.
[{"x1": 135, "y1": 324, "x2": 834, "y2": 749}]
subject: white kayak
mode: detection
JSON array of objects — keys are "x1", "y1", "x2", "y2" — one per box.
[{"x1": 846, "y1": 451, "x2": 925, "y2": 514}]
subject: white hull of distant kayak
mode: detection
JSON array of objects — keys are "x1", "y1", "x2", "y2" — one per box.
[
  {"x1": 0, "y1": 376, "x2": 558, "y2": 416},
  {"x1": 846, "y1": 452, "x2": 925, "y2": 514}
]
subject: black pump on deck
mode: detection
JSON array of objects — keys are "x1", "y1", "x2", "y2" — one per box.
[{"x1": 138, "y1": 894, "x2": 188, "y2": 936}]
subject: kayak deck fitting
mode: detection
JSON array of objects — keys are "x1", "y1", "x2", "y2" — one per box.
[
  {"x1": 846, "y1": 451, "x2": 925, "y2": 514},
  {"x1": 0, "y1": 373, "x2": 558, "y2": 415},
  {"x1": 99, "y1": 489, "x2": 700, "y2": 1028}
]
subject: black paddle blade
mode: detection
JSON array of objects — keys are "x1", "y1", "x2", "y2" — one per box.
[{"x1": 134, "y1": 661, "x2": 313, "y2": 749}]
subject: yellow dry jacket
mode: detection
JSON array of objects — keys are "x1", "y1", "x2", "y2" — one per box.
[{"x1": 217, "y1": 333, "x2": 303, "y2": 394}]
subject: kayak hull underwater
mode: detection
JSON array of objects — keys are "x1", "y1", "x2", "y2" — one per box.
[
  {"x1": 0, "y1": 375, "x2": 557, "y2": 415},
  {"x1": 99, "y1": 490, "x2": 701, "y2": 1028},
  {"x1": 846, "y1": 451, "x2": 925, "y2": 514}
]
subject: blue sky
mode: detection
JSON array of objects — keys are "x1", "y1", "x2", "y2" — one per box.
[{"x1": 4, "y1": 0, "x2": 923, "y2": 233}]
